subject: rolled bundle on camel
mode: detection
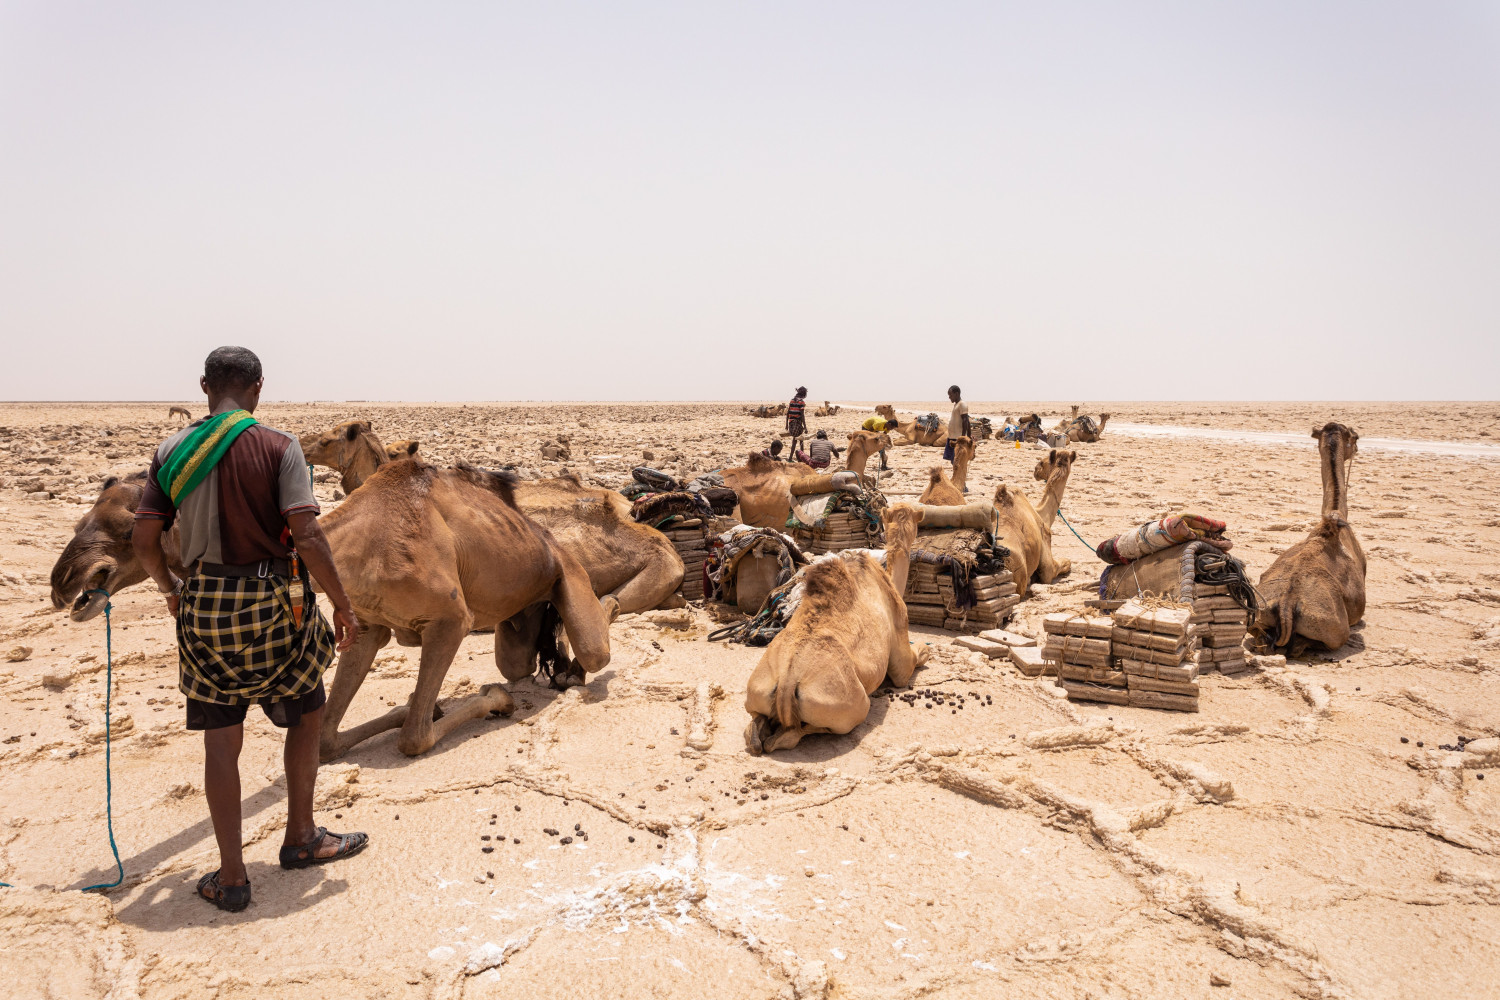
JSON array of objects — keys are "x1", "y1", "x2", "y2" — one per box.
[{"x1": 1097, "y1": 513, "x2": 1258, "y2": 677}]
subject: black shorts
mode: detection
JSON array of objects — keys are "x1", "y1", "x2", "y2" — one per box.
[{"x1": 186, "y1": 680, "x2": 327, "y2": 732}]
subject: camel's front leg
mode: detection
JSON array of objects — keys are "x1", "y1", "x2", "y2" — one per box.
[
  {"x1": 884, "y1": 600, "x2": 929, "y2": 689},
  {"x1": 1035, "y1": 540, "x2": 1072, "y2": 584},
  {"x1": 396, "y1": 617, "x2": 469, "y2": 756},
  {"x1": 319, "y1": 624, "x2": 391, "y2": 761}
]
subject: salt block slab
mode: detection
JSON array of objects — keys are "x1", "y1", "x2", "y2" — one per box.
[
  {"x1": 1009, "y1": 645, "x2": 1049, "y2": 676},
  {"x1": 953, "y1": 635, "x2": 1007, "y2": 658},
  {"x1": 978, "y1": 629, "x2": 1035, "y2": 647}
]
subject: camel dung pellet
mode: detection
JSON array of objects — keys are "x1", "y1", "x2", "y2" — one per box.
[
  {"x1": 544, "y1": 827, "x2": 558, "y2": 836},
  {"x1": 486, "y1": 872, "x2": 494, "y2": 879},
  {"x1": 482, "y1": 846, "x2": 493, "y2": 853},
  {"x1": 481, "y1": 835, "x2": 490, "y2": 841},
  {"x1": 512, "y1": 838, "x2": 520, "y2": 844},
  {"x1": 1401, "y1": 737, "x2": 1409, "y2": 743},
  {"x1": 560, "y1": 836, "x2": 573, "y2": 845},
  {"x1": 629, "y1": 836, "x2": 635, "y2": 842}
]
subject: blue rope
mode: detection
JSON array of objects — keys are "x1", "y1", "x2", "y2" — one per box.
[
  {"x1": 1055, "y1": 507, "x2": 1099, "y2": 558},
  {"x1": 1, "y1": 588, "x2": 123, "y2": 892}
]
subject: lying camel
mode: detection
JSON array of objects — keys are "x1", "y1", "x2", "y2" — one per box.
[
  {"x1": 1253, "y1": 422, "x2": 1366, "y2": 654},
  {"x1": 318, "y1": 460, "x2": 611, "y2": 759},
  {"x1": 745, "y1": 504, "x2": 927, "y2": 754},
  {"x1": 991, "y1": 449, "x2": 1078, "y2": 597},
  {"x1": 385, "y1": 439, "x2": 420, "y2": 461},
  {"x1": 722, "y1": 452, "x2": 816, "y2": 530},
  {"x1": 844, "y1": 430, "x2": 891, "y2": 481},
  {"x1": 168, "y1": 406, "x2": 192, "y2": 424},
  {"x1": 300, "y1": 420, "x2": 391, "y2": 492},
  {"x1": 1067, "y1": 413, "x2": 1110, "y2": 443},
  {"x1": 874, "y1": 405, "x2": 948, "y2": 447},
  {"x1": 512, "y1": 473, "x2": 684, "y2": 615},
  {"x1": 918, "y1": 437, "x2": 974, "y2": 504},
  {"x1": 50, "y1": 472, "x2": 187, "y2": 622},
  {"x1": 813, "y1": 401, "x2": 841, "y2": 417},
  {"x1": 1054, "y1": 405, "x2": 1081, "y2": 431}
]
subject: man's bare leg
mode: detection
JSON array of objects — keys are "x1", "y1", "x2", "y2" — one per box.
[
  {"x1": 283, "y1": 704, "x2": 344, "y2": 857},
  {"x1": 204, "y1": 724, "x2": 246, "y2": 885}
]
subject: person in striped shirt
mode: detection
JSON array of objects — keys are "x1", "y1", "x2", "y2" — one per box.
[{"x1": 786, "y1": 387, "x2": 808, "y2": 456}]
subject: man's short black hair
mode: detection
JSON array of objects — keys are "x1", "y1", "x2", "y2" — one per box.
[
  {"x1": 816, "y1": 429, "x2": 827, "y2": 439},
  {"x1": 769, "y1": 439, "x2": 783, "y2": 454},
  {"x1": 204, "y1": 346, "x2": 263, "y2": 393},
  {"x1": 949, "y1": 385, "x2": 961, "y2": 395},
  {"x1": 888, "y1": 418, "x2": 899, "y2": 428},
  {"x1": 795, "y1": 387, "x2": 807, "y2": 397}
]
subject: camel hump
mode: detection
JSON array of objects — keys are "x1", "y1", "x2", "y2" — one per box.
[
  {"x1": 455, "y1": 461, "x2": 519, "y2": 507},
  {"x1": 927, "y1": 466, "x2": 945, "y2": 484}
]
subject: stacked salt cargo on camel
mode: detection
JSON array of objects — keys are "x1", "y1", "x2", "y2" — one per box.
[
  {"x1": 1073, "y1": 512, "x2": 1260, "y2": 711},
  {"x1": 621, "y1": 466, "x2": 738, "y2": 602}
]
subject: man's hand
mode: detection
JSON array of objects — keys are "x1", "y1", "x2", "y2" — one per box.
[{"x1": 331, "y1": 604, "x2": 359, "y2": 652}]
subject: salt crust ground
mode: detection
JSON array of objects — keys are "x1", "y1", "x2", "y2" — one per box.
[{"x1": 2, "y1": 400, "x2": 1499, "y2": 1000}]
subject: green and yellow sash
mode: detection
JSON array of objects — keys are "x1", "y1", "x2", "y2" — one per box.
[{"x1": 157, "y1": 409, "x2": 258, "y2": 506}]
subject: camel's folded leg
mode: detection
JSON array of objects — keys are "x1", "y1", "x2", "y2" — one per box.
[
  {"x1": 885, "y1": 601, "x2": 929, "y2": 689},
  {"x1": 552, "y1": 551, "x2": 611, "y2": 676},
  {"x1": 607, "y1": 560, "x2": 685, "y2": 615},
  {"x1": 319, "y1": 624, "x2": 392, "y2": 761},
  {"x1": 1036, "y1": 544, "x2": 1072, "y2": 585}
]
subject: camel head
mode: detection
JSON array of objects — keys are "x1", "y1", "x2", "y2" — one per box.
[
  {"x1": 875, "y1": 404, "x2": 896, "y2": 421},
  {"x1": 1311, "y1": 421, "x2": 1359, "y2": 518},
  {"x1": 385, "y1": 439, "x2": 420, "y2": 461},
  {"x1": 881, "y1": 503, "x2": 922, "y2": 553},
  {"x1": 301, "y1": 420, "x2": 389, "y2": 492},
  {"x1": 50, "y1": 472, "x2": 152, "y2": 621},
  {"x1": 1098, "y1": 413, "x2": 1111, "y2": 430},
  {"x1": 1070, "y1": 404, "x2": 1080, "y2": 418},
  {"x1": 1033, "y1": 449, "x2": 1078, "y2": 482}
]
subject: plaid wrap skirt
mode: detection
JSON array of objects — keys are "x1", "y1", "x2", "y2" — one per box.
[{"x1": 176, "y1": 573, "x2": 335, "y2": 706}]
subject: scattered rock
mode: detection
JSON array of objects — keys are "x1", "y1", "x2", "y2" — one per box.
[
  {"x1": 41, "y1": 668, "x2": 74, "y2": 689},
  {"x1": 6, "y1": 646, "x2": 31, "y2": 662}
]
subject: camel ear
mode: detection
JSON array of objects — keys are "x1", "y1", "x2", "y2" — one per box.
[
  {"x1": 1069, "y1": 450, "x2": 1078, "y2": 462},
  {"x1": 101, "y1": 476, "x2": 119, "y2": 491},
  {"x1": 406, "y1": 440, "x2": 419, "y2": 456},
  {"x1": 345, "y1": 423, "x2": 363, "y2": 442}
]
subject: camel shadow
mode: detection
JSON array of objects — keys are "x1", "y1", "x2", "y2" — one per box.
[
  {"x1": 66, "y1": 784, "x2": 287, "y2": 895},
  {"x1": 760, "y1": 696, "x2": 893, "y2": 764}
]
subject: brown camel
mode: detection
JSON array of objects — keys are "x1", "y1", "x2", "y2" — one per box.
[
  {"x1": 512, "y1": 474, "x2": 685, "y2": 615},
  {"x1": 1054, "y1": 405, "x2": 1081, "y2": 431},
  {"x1": 1253, "y1": 422, "x2": 1366, "y2": 654},
  {"x1": 844, "y1": 430, "x2": 892, "y2": 480},
  {"x1": 722, "y1": 452, "x2": 816, "y2": 530},
  {"x1": 49, "y1": 472, "x2": 187, "y2": 622},
  {"x1": 991, "y1": 449, "x2": 1078, "y2": 597},
  {"x1": 813, "y1": 401, "x2": 841, "y2": 417},
  {"x1": 168, "y1": 406, "x2": 192, "y2": 424},
  {"x1": 1068, "y1": 413, "x2": 1111, "y2": 443},
  {"x1": 317, "y1": 460, "x2": 611, "y2": 759},
  {"x1": 874, "y1": 405, "x2": 948, "y2": 447},
  {"x1": 917, "y1": 438, "x2": 974, "y2": 505},
  {"x1": 385, "y1": 439, "x2": 420, "y2": 461},
  {"x1": 744, "y1": 504, "x2": 927, "y2": 754},
  {"x1": 300, "y1": 420, "x2": 390, "y2": 493}
]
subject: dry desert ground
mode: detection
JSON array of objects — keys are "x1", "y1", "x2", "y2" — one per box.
[{"x1": 3, "y1": 400, "x2": 1500, "y2": 1000}]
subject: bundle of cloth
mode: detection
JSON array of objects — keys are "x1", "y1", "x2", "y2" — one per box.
[
  {"x1": 1096, "y1": 514, "x2": 1231, "y2": 566},
  {"x1": 708, "y1": 548, "x2": 881, "y2": 647},
  {"x1": 787, "y1": 477, "x2": 883, "y2": 531},
  {"x1": 621, "y1": 467, "x2": 738, "y2": 516},
  {"x1": 630, "y1": 490, "x2": 716, "y2": 528},
  {"x1": 705, "y1": 525, "x2": 808, "y2": 604}
]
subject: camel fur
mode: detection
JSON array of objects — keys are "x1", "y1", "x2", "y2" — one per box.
[
  {"x1": 722, "y1": 452, "x2": 816, "y2": 530},
  {"x1": 744, "y1": 504, "x2": 927, "y2": 754},
  {"x1": 1253, "y1": 422, "x2": 1366, "y2": 655}
]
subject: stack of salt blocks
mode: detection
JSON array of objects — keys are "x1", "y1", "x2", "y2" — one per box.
[
  {"x1": 1042, "y1": 613, "x2": 1124, "y2": 704},
  {"x1": 1111, "y1": 600, "x2": 1201, "y2": 712}
]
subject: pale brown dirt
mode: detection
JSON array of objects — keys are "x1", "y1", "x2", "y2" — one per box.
[{"x1": 1, "y1": 400, "x2": 1498, "y2": 1000}]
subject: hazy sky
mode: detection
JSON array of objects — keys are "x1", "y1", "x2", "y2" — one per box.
[{"x1": 3, "y1": 3, "x2": 1497, "y2": 402}]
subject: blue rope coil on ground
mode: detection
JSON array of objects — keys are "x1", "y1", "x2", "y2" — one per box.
[{"x1": 0, "y1": 587, "x2": 124, "y2": 892}]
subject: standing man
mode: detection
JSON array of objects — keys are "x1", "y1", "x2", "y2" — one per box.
[
  {"x1": 132, "y1": 346, "x2": 367, "y2": 913},
  {"x1": 785, "y1": 386, "x2": 808, "y2": 458},
  {"x1": 945, "y1": 385, "x2": 971, "y2": 465}
]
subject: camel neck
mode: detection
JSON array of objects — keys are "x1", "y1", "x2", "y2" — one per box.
[
  {"x1": 886, "y1": 541, "x2": 912, "y2": 597},
  {"x1": 1037, "y1": 469, "x2": 1071, "y2": 528},
  {"x1": 1320, "y1": 433, "x2": 1348, "y2": 519}
]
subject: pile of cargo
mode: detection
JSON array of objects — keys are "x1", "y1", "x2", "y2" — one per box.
[
  {"x1": 661, "y1": 520, "x2": 712, "y2": 601},
  {"x1": 1190, "y1": 584, "x2": 1250, "y2": 675}
]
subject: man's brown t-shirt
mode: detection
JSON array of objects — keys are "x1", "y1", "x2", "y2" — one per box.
[{"x1": 136, "y1": 419, "x2": 319, "y2": 567}]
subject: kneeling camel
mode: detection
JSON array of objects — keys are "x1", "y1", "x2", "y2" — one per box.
[{"x1": 745, "y1": 505, "x2": 928, "y2": 754}]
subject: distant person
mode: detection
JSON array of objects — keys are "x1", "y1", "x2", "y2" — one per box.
[
  {"x1": 861, "y1": 415, "x2": 898, "y2": 469},
  {"x1": 944, "y1": 385, "x2": 971, "y2": 463},
  {"x1": 132, "y1": 346, "x2": 365, "y2": 913},
  {"x1": 761, "y1": 438, "x2": 786, "y2": 461},
  {"x1": 805, "y1": 430, "x2": 838, "y2": 469},
  {"x1": 786, "y1": 387, "x2": 808, "y2": 455}
]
